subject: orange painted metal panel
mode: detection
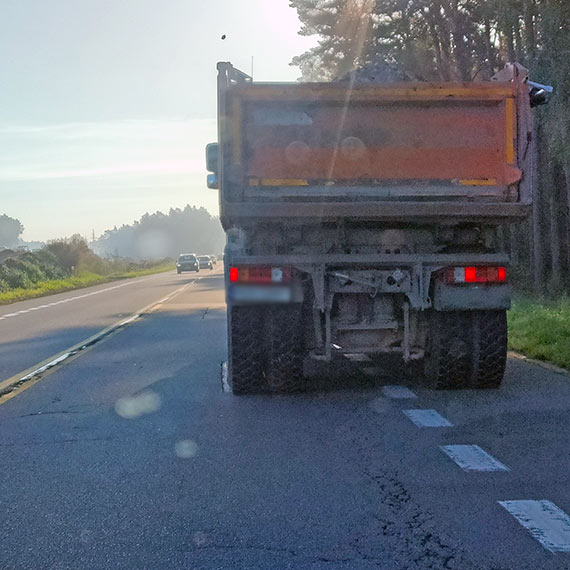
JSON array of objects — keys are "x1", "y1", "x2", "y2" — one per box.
[
  {"x1": 241, "y1": 99, "x2": 517, "y2": 185},
  {"x1": 248, "y1": 147, "x2": 503, "y2": 183}
]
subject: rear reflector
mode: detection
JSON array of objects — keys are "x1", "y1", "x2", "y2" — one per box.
[
  {"x1": 442, "y1": 266, "x2": 507, "y2": 284},
  {"x1": 229, "y1": 266, "x2": 291, "y2": 284}
]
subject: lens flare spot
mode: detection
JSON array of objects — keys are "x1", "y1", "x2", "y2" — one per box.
[
  {"x1": 285, "y1": 140, "x2": 310, "y2": 165},
  {"x1": 114, "y1": 391, "x2": 161, "y2": 419},
  {"x1": 175, "y1": 439, "x2": 199, "y2": 458},
  {"x1": 341, "y1": 136, "x2": 366, "y2": 160}
]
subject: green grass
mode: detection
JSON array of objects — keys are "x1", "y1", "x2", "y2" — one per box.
[
  {"x1": 508, "y1": 297, "x2": 570, "y2": 370},
  {"x1": 0, "y1": 263, "x2": 173, "y2": 305}
]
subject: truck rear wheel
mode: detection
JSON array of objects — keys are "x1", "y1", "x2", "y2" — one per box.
[
  {"x1": 424, "y1": 310, "x2": 507, "y2": 389},
  {"x1": 266, "y1": 305, "x2": 305, "y2": 392},
  {"x1": 228, "y1": 306, "x2": 265, "y2": 394},
  {"x1": 425, "y1": 311, "x2": 471, "y2": 389},
  {"x1": 471, "y1": 310, "x2": 507, "y2": 389}
]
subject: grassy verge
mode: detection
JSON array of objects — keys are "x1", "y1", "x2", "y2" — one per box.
[
  {"x1": 0, "y1": 263, "x2": 173, "y2": 305},
  {"x1": 508, "y1": 297, "x2": 570, "y2": 370}
]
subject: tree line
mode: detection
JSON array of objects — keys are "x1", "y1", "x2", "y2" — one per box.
[
  {"x1": 1, "y1": 205, "x2": 225, "y2": 262},
  {"x1": 0, "y1": 214, "x2": 24, "y2": 248},
  {"x1": 291, "y1": 0, "x2": 570, "y2": 295},
  {"x1": 93, "y1": 205, "x2": 225, "y2": 260}
]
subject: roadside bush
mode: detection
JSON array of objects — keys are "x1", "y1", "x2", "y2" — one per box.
[
  {"x1": 33, "y1": 250, "x2": 67, "y2": 280},
  {"x1": 0, "y1": 248, "x2": 68, "y2": 290},
  {"x1": 45, "y1": 235, "x2": 98, "y2": 273},
  {"x1": 0, "y1": 239, "x2": 172, "y2": 300},
  {"x1": 11, "y1": 256, "x2": 47, "y2": 283},
  {"x1": 0, "y1": 264, "x2": 34, "y2": 289}
]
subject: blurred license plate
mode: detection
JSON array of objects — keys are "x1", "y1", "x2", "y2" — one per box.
[{"x1": 229, "y1": 285, "x2": 292, "y2": 303}]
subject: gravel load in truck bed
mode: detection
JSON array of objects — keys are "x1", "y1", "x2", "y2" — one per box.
[{"x1": 335, "y1": 61, "x2": 416, "y2": 83}]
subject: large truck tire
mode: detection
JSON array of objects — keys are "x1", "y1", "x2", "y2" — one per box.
[
  {"x1": 228, "y1": 306, "x2": 265, "y2": 395},
  {"x1": 424, "y1": 310, "x2": 507, "y2": 390},
  {"x1": 267, "y1": 305, "x2": 305, "y2": 392},
  {"x1": 425, "y1": 311, "x2": 472, "y2": 389},
  {"x1": 471, "y1": 310, "x2": 507, "y2": 389}
]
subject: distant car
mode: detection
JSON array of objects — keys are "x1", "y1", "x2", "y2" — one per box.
[
  {"x1": 198, "y1": 255, "x2": 213, "y2": 270},
  {"x1": 176, "y1": 253, "x2": 199, "y2": 274}
]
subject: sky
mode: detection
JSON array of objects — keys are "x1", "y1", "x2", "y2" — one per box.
[{"x1": 0, "y1": 0, "x2": 316, "y2": 241}]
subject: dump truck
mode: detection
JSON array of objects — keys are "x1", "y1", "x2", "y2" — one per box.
[{"x1": 206, "y1": 62, "x2": 542, "y2": 394}]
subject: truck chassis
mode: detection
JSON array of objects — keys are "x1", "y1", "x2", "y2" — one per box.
[{"x1": 209, "y1": 62, "x2": 535, "y2": 394}]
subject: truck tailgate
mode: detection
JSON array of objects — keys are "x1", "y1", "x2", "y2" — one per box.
[{"x1": 228, "y1": 82, "x2": 523, "y2": 199}]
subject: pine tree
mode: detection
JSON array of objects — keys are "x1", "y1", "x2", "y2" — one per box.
[{"x1": 290, "y1": 0, "x2": 570, "y2": 294}]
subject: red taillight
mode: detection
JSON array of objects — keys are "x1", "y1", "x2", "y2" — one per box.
[
  {"x1": 464, "y1": 266, "x2": 477, "y2": 283},
  {"x1": 438, "y1": 266, "x2": 507, "y2": 285},
  {"x1": 229, "y1": 266, "x2": 291, "y2": 284}
]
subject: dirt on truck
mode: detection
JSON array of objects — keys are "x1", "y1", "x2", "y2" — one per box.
[{"x1": 206, "y1": 61, "x2": 545, "y2": 395}]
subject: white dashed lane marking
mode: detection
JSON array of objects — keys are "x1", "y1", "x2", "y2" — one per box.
[
  {"x1": 0, "y1": 280, "x2": 139, "y2": 321},
  {"x1": 499, "y1": 500, "x2": 570, "y2": 552},
  {"x1": 440, "y1": 445, "x2": 509, "y2": 472},
  {"x1": 382, "y1": 385, "x2": 417, "y2": 399},
  {"x1": 403, "y1": 409, "x2": 453, "y2": 427}
]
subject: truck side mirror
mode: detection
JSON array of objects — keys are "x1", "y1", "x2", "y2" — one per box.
[
  {"x1": 206, "y1": 142, "x2": 219, "y2": 173},
  {"x1": 206, "y1": 173, "x2": 219, "y2": 189}
]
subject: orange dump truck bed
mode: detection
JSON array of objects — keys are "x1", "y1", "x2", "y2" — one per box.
[{"x1": 216, "y1": 63, "x2": 533, "y2": 225}]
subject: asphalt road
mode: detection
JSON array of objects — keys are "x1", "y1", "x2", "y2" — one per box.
[
  {"x1": 1, "y1": 272, "x2": 570, "y2": 569},
  {"x1": 0, "y1": 268, "x2": 218, "y2": 380}
]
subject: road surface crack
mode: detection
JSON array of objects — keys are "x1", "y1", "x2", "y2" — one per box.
[
  {"x1": 0, "y1": 436, "x2": 114, "y2": 447},
  {"x1": 18, "y1": 410, "x2": 85, "y2": 418},
  {"x1": 360, "y1": 468, "x2": 483, "y2": 570}
]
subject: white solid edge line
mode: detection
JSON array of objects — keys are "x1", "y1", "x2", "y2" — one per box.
[
  {"x1": 440, "y1": 445, "x2": 509, "y2": 472},
  {"x1": 499, "y1": 500, "x2": 570, "y2": 552},
  {"x1": 19, "y1": 353, "x2": 72, "y2": 382},
  {"x1": 119, "y1": 314, "x2": 140, "y2": 326},
  {"x1": 0, "y1": 273, "x2": 164, "y2": 322}
]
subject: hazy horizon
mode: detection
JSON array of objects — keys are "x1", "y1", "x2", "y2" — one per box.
[{"x1": 0, "y1": 0, "x2": 316, "y2": 242}]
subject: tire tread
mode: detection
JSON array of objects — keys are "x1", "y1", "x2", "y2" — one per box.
[{"x1": 229, "y1": 306, "x2": 264, "y2": 394}]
